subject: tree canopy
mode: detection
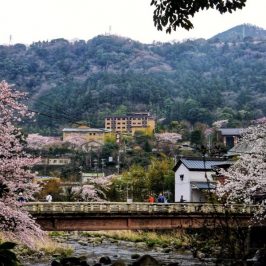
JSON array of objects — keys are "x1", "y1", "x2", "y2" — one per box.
[
  {"x1": 217, "y1": 122, "x2": 266, "y2": 221},
  {"x1": 151, "y1": 0, "x2": 247, "y2": 32},
  {"x1": 1, "y1": 28, "x2": 266, "y2": 133},
  {"x1": 0, "y1": 81, "x2": 44, "y2": 247}
]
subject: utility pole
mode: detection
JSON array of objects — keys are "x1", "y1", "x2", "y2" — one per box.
[
  {"x1": 101, "y1": 158, "x2": 105, "y2": 173},
  {"x1": 117, "y1": 151, "x2": 120, "y2": 174},
  {"x1": 116, "y1": 133, "x2": 121, "y2": 174}
]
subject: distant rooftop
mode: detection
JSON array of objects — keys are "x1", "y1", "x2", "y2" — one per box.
[
  {"x1": 62, "y1": 128, "x2": 111, "y2": 133},
  {"x1": 105, "y1": 112, "x2": 154, "y2": 118},
  {"x1": 173, "y1": 157, "x2": 233, "y2": 171},
  {"x1": 226, "y1": 137, "x2": 264, "y2": 157},
  {"x1": 218, "y1": 128, "x2": 244, "y2": 136}
]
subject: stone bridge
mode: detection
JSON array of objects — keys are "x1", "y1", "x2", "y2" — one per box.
[{"x1": 24, "y1": 202, "x2": 260, "y2": 231}]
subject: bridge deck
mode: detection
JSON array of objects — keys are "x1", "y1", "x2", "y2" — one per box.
[
  {"x1": 24, "y1": 202, "x2": 257, "y2": 215},
  {"x1": 23, "y1": 203, "x2": 259, "y2": 231}
]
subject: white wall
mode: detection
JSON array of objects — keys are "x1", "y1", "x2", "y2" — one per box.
[
  {"x1": 190, "y1": 171, "x2": 214, "y2": 182},
  {"x1": 175, "y1": 164, "x2": 191, "y2": 202},
  {"x1": 175, "y1": 163, "x2": 215, "y2": 202}
]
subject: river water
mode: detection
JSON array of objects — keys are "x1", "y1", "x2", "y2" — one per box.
[{"x1": 23, "y1": 235, "x2": 215, "y2": 266}]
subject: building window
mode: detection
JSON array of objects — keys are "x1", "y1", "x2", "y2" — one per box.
[{"x1": 180, "y1": 174, "x2": 184, "y2": 181}]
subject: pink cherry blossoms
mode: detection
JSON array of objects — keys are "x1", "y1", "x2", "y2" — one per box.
[
  {"x1": 0, "y1": 81, "x2": 44, "y2": 247},
  {"x1": 26, "y1": 133, "x2": 62, "y2": 150},
  {"x1": 155, "y1": 132, "x2": 182, "y2": 144},
  {"x1": 217, "y1": 122, "x2": 266, "y2": 221},
  {"x1": 72, "y1": 175, "x2": 114, "y2": 201},
  {"x1": 26, "y1": 133, "x2": 87, "y2": 150}
]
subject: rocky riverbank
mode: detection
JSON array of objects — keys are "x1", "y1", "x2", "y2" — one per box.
[{"x1": 21, "y1": 231, "x2": 214, "y2": 266}]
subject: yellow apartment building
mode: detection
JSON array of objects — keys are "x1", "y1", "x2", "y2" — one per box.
[{"x1": 105, "y1": 112, "x2": 155, "y2": 135}]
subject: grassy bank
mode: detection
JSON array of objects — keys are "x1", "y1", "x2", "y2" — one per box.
[
  {"x1": 81, "y1": 230, "x2": 189, "y2": 248},
  {"x1": 0, "y1": 232, "x2": 73, "y2": 261}
]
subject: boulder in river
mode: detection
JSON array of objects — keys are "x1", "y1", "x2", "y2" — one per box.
[
  {"x1": 99, "y1": 255, "x2": 112, "y2": 265},
  {"x1": 131, "y1": 253, "x2": 141, "y2": 259},
  {"x1": 132, "y1": 254, "x2": 160, "y2": 266},
  {"x1": 111, "y1": 260, "x2": 126, "y2": 266},
  {"x1": 51, "y1": 260, "x2": 61, "y2": 266},
  {"x1": 59, "y1": 256, "x2": 89, "y2": 266}
]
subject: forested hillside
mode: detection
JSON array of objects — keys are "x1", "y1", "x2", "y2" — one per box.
[{"x1": 0, "y1": 24, "x2": 265, "y2": 135}]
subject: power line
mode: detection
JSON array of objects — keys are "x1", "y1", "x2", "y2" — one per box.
[
  {"x1": 34, "y1": 100, "x2": 83, "y2": 123},
  {"x1": 28, "y1": 109, "x2": 84, "y2": 128}
]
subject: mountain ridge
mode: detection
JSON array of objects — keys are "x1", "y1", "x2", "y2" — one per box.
[
  {"x1": 210, "y1": 24, "x2": 266, "y2": 42},
  {"x1": 0, "y1": 24, "x2": 265, "y2": 134}
]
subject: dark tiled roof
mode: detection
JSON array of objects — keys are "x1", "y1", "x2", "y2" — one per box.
[
  {"x1": 218, "y1": 128, "x2": 243, "y2": 136},
  {"x1": 62, "y1": 128, "x2": 110, "y2": 133},
  {"x1": 105, "y1": 113, "x2": 154, "y2": 119},
  {"x1": 191, "y1": 182, "x2": 216, "y2": 189},
  {"x1": 173, "y1": 157, "x2": 232, "y2": 171}
]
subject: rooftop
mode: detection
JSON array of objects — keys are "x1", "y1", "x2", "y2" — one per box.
[
  {"x1": 218, "y1": 128, "x2": 244, "y2": 136},
  {"x1": 105, "y1": 112, "x2": 154, "y2": 119},
  {"x1": 173, "y1": 157, "x2": 233, "y2": 171},
  {"x1": 62, "y1": 128, "x2": 111, "y2": 133}
]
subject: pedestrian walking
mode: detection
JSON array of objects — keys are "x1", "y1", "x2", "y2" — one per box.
[
  {"x1": 148, "y1": 195, "x2": 155, "y2": 203},
  {"x1": 18, "y1": 192, "x2": 25, "y2": 203},
  {"x1": 157, "y1": 193, "x2": 165, "y2": 203},
  {"x1": 46, "y1": 194, "x2": 52, "y2": 202}
]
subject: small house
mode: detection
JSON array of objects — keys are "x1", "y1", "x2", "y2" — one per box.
[
  {"x1": 217, "y1": 128, "x2": 243, "y2": 150},
  {"x1": 173, "y1": 157, "x2": 231, "y2": 202}
]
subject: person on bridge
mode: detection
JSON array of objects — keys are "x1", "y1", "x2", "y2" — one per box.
[
  {"x1": 18, "y1": 192, "x2": 25, "y2": 203},
  {"x1": 180, "y1": 195, "x2": 186, "y2": 203},
  {"x1": 148, "y1": 195, "x2": 155, "y2": 203},
  {"x1": 46, "y1": 194, "x2": 52, "y2": 202},
  {"x1": 157, "y1": 193, "x2": 165, "y2": 203}
]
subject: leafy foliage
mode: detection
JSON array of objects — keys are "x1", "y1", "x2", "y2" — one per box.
[
  {"x1": 151, "y1": 0, "x2": 247, "y2": 32},
  {"x1": 35, "y1": 179, "x2": 63, "y2": 202}
]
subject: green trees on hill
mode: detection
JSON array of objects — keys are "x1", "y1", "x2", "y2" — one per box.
[{"x1": 0, "y1": 29, "x2": 265, "y2": 133}]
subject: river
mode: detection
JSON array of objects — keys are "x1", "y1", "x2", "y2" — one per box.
[{"x1": 22, "y1": 234, "x2": 215, "y2": 266}]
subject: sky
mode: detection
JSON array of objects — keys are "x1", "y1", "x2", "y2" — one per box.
[{"x1": 1, "y1": 0, "x2": 266, "y2": 45}]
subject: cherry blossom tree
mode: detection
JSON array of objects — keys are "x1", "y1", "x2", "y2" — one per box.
[
  {"x1": 217, "y1": 122, "x2": 266, "y2": 220},
  {"x1": 26, "y1": 133, "x2": 62, "y2": 150},
  {"x1": 212, "y1": 119, "x2": 229, "y2": 129},
  {"x1": 0, "y1": 81, "x2": 44, "y2": 247},
  {"x1": 63, "y1": 133, "x2": 87, "y2": 149},
  {"x1": 72, "y1": 175, "x2": 114, "y2": 201},
  {"x1": 155, "y1": 132, "x2": 182, "y2": 144}
]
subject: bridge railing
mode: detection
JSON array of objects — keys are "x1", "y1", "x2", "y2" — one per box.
[{"x1": 23, "y1": 202, "x2": 257, "y2": 215}]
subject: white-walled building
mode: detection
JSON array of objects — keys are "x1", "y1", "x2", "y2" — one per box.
[{"x1": 173, "y1": 157, "x2": 231, "y2": 202}]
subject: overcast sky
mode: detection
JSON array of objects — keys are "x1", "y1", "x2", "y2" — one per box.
[{"x1": 1, "y1": 0, "x2": 266, "y2": 45}]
